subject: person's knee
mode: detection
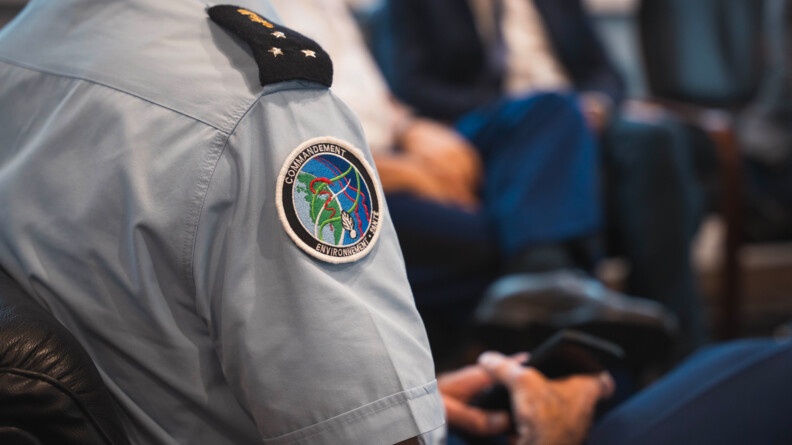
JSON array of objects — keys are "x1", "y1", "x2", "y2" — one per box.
[
  {"x1": 534, "y1": 91, "x2": 581, "y2": 116},
  {"x1": 605, "y1": 120, "x2": 679, "y2": 171},
  {"x1": 507, "y1": 91, "x2": 579, "y2": 116}
]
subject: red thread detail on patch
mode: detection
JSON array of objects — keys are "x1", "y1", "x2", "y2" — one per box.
[
  {"x1": 310, "y1": 177, "x2": 338, "y2": 221},
  {"x1": 315, "y1": 157, "x2": 371, "y2": 229}
]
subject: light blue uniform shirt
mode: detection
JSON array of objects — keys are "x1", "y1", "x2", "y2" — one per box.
[{"x1": 0, "y1": 0, "x2": 444, "y2": 443}]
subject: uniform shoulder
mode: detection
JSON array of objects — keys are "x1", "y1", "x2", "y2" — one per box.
[
  {"x1": 0, "y1": 2, "x2": 335, "y2": 134},
  {"x1": 208, "y1": 5, "x2": 333, "y2": 88}
]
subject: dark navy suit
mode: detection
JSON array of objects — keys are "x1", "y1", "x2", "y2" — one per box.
[
  {"x1": 383, "y1": 0, "x2": 707, "y2": 351},
  {"x1": 385, "y1": 0, "x2": 623, "y2": 121}
]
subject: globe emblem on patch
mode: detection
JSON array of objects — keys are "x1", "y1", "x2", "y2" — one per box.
[{"x1": 277, "y1": 137, "x2": 382, "y2": 263}]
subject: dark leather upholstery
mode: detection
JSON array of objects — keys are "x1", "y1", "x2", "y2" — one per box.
[{"x1": 0, "y1": 269, "x2": 129, "y2": 445}]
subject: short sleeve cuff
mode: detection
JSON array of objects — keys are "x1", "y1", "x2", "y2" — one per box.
[{"x1": 262, "y1": 380, "x2": 445, "y2": 445}]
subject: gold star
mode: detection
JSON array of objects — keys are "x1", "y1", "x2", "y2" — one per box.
[
  {"x1": 302, "y1": 49, "x2": 317, "y2": 58},
  {"x1": 269, "y1": 47, "x2": 284, "y2": 57},
  {"x1": 272, "y1": 31, "x2": 286, "y2": 39}
]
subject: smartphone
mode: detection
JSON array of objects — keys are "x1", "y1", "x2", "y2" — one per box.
[
  {"x1": 471, "y1": 329, "x2": 624, "y2": 413},
  {"x1": 524, "y1": 329, "x2": 624, "y2": 378}
]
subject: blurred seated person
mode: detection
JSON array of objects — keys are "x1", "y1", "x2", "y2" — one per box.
[
  {"x1": 738, "y1": 0, "x2": 792, "y2": 243},
  {"x1": 271, "y1": 0, "x2": 678, "y2": 367},
  {"x1": 382, "y1": 0, "x2": 708, "y2": 352}
]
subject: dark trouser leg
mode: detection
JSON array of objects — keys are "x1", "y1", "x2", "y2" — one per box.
[
  {"x1": 602, "y1": 117, "x2": 707, "y2": 350},
  {"x1": 456, "y1": 92, "x2": 603, "y2": 260},
  {"x1": 386, "y1": 193, "x2": 500, "y2": 369}
]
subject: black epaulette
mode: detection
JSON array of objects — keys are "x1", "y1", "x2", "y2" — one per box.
[{"x1": 208, "y1": 5, "x2": 333, "y2": 88}]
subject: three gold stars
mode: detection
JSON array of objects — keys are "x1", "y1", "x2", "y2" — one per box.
[{"x1": 263, "y1": 30, "x2": 318, "y2": 59}]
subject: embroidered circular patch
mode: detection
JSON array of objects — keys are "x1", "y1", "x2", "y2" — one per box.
[{"x1": 276, "y1": 137, "x2": 382, "y2": 263}]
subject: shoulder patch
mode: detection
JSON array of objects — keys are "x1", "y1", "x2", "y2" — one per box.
[
  {"x1": 208, "y1": 5, "x2": 333, "y2": 87},
  {"x1": 276, "y1": 137, "x2": 383, "y2": 264}
]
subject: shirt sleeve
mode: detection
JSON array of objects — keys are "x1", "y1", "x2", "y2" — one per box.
[{"x1": 192, "y1": 81, "x2": 445, "y2": 444}]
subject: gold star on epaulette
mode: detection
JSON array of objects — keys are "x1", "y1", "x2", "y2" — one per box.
[
  {"x1": 302, "y1": 50, "x2": 317, "y2": 58},
  {"x1": 269, "y1": 47, "x2": 283, "y2": 57},
  {"x1": 272, "y1": 31, "x2": 286, "y2": 39}
]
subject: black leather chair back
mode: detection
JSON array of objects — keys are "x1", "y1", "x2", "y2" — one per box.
[
  {"x1": 0, "y1": 269, "x2": 129, "y2": 445},
  {"x1": 639, "y1": 0, "x2": 765, "y2": 107}
]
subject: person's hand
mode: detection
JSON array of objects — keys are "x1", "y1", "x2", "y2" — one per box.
[
  {"x1": 398, "y1": 118, "x2": 483, "y2": 195},
  {"x1": 401, "y1": 158, "x2": 478, "y2": 207},
  {"x1": 438, "y1": 363, "x2": 513, "y2": 437},
  {"x1": 478, "y1": 351, "x2": 615, "y2": 445},
  {"x1": 579, "y1": 92, "x2": 613, "y2": 134},
  {"x1": 374, "y1": 153, "x2": 479, "y2": 208}
]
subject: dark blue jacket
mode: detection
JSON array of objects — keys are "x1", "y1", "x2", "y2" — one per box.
[{"x1": 384, "y1": 0, "x2": 625, "y2": 120}]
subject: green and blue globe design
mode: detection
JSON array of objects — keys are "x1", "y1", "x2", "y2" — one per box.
[
  {"x1": 293, "y1": 153, "x2": 374, "y2": 246},
  {"x1": 278, "y1": 139, "x2": 381, "y2": 263}
]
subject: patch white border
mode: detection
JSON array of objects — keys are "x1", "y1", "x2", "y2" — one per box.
[{"x1": 275, "y1": 136, "x2": 384, "y2": 264}]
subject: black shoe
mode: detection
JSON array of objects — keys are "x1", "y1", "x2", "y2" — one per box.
[{"x1": 474, "y1": 270, "x2": 679, "y2": 366}]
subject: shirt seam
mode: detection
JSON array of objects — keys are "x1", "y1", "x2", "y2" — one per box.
[
  {"x1": 263, "y1": 379, "x2": 440, "y2": 444},
  {"x1": 0, "y1": 54, "x2": 327, "y2": 333},
  {"x1": 0, "y1": 56, "x2": 231, "y2": 134},
  {"x1": 182, "y1": 82, "x2": 328, "y2": 324}
]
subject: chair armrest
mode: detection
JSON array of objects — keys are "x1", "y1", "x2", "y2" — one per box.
[{"x1": 0, "y1": 270, "x2": 130, "y2": 445}]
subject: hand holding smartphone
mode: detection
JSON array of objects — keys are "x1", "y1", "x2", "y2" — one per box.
[{"x1": 471, "y1": 330, "x2": 624, "y2": 414}]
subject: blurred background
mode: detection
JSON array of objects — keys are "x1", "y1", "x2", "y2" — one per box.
[
  {"x1": 0, "y1": 0, "x2": 23, "y2": 28},
  {"x1": 2, "y1": 0, "x2": 791, "y2": 340},
  {"x1": 578, "y1": 0, "x2": 792, "y2": 340}
]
